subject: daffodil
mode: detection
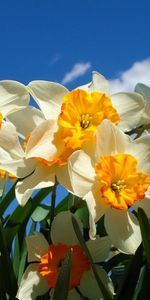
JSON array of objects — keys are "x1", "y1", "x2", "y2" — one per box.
[
  {"x1": 0, "y1": 80, "x2": 29, "y2": 118},
  {"x1": 0, "y1": 120, "x2": 36, "y2": 190},
  {"x1": 7, "y1": 72, "x2": 146, "y2": 148},
  {"x1": 135, "y1": 82, "x2": 150, "y2": 131},
  {"x1": 16, "y1": 211, "x2": 113, "y2": 300},
  {"x1": 26, "y1": 71, "x2": 146, "y2": 150},
  {"x1": 0, "y1": 81, "x2": 71, "y2": 204},
  {"x1": 0, "y1": 117, "x2": 74, "y2": 206},
  {"x1": 0, "y1": 72, "x2": 146, "y2": 205},
  {"x1": 0, "y1": 80, "x2": 30, "y2": 194},
  {"x1": 68, "y1": 119, "x2": 150, "y2": 254}
]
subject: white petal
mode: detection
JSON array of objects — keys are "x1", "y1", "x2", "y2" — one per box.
[
  {"x1": 135, "y1": 83, "x2": 150, "y2": 124},
  {"x1": 104, "y1": 209, "x2": 141, "y2": 254},
  {"x1": 56, "y1": 165, "x2": 74, "y2": 194},
  {"x1": 111, "y1": 92, "x2": 145, "y2": 131},
  {"x1": 16, "y1": 264, "x2": 49, "y2": 300},
  {"x1": 95, "y1": 119, "x2": 130, "y2": 160},
  {"x1": 79, "y1": 267, "x2": 114, "y2": 300},
  {"x1": 85, "y1": 188, "x2": 108, "y2": 240},
  {"x1": 125, "y1": 134, "x2": 150, "y2": 174},
  {"x1": 68, "y1": 150, "x2": 95, "y2": 198},
  {"x1": 0, "y1": 80, "x2": 29, "y2": 117},
  {"x1": 7, "y1": 106, "x2": 45, "y2": 138},
  {"x1": 26, "y1": 233, "x2": 49, "y2": 262},
  {"x1": 133, "y1": 188, "x2": 150, "y2": 217},
  {"x1": 51, "y1": 211, "x2": 83, "y2": 245},
  {"x1": 0, "y1": 122, "x2": 25, "y2": 159},
  {"x1": 78, "y1": 71, "x2": 109, "y2": 94},
  {"x1": 135, "y1": 83, "x2": 150, "y2": 101},
  {"x1": 27, "y1": 81, "x2": 68, "y2": 119},
  {"x1": 26, "y1": 119, "x2": 58, "y2": 161},
  {"x1": 0, "y1": 158, "x2": 35, "y2": 178},
  {"x1": 86, "y1": 236, "x2": 111, "y2": 262},
  {"x1": 15, "y1": 164, "x2": 55, "y2": 206},
  {"x1": 0, "y1": 146, "x2": 14, "y2": 161}
]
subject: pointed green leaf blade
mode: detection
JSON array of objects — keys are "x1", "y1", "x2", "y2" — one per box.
[
  {"x1": 72, "y1": 216, "x2": 112, "y2": 300},
  {"x1": 137, "y1": 207, "x2": 150, "y2": 268},
  {"x1": 53, "y1": 249, "x2": 72, "y2": 300},
  {"x1": 4, "y1": 187, "x2": 52, "y2": 250}
]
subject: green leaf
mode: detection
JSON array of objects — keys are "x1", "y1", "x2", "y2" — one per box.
[
  {"x1": 55, "y1": 193, "x2": 73, "y2": 213},
  {"x1": 49, "y1": 183, "x2": 57, "y2": 230},
  {"x1": 137, "y1": 207, "x2": 150, "y2": 268},
  {"x1": 53, "y1": 249, "x2": 72, "y2": 300},
  {"x1": 136, "y1": 264, "x2": 150, "y2": 300},
  {"x1": 132, "y1": 266, "x2": 145, "y2": 300},
  {"x1": 0, "y1": 220, "x2": 17, "y2": 296},
  {"x1": 115, "y1": 243, "x2": 143, "y2": 300},
  {"x1": 13, "y1": 234, "x2": 20, "y2": 278},
  {"x1": 72, "y1": 216, "x2": 113, "y2": 300},
  {"x1": 0, "y1": 182, "x2": 16, "y2": 217},
  {"x1": 17, "y1": 221, "x2": 36, "y2": 285},
  {"x1": 31, "y1": 204, "x2": 50, "y2": 222},
  {"x1": 4, "y1": 187, "x2": 52, "y2": 250},
  {"x1": 75, "y1": 205, "x2": 89, "y2": 228},
  {"x1": 17, "y1": 239, "x2": 27, "y2": 285},
  {"x1": 102, "y1": 253, "x2": 131, "y2": 273}
]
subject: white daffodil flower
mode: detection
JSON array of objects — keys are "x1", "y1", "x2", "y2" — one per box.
[
  {"x1": 0, "y1": 122, "x2": 34, "y2": 196},
  {"x1": 0, "y1": 80, "x2": 29, "y2": 118},
  {"x1": 0, "y1": 118, "x2": 73, "y2": 206},
  {"x1": 7, "y1": 72, "x2": 146, "y2": 147},
  {"x1": 27, "y1": 71, "x2": 146, "y2": 136},
  {"x1": 0, "y1": 121, "x2": 36, "y2": 192},
  {"x1": 68, "y1": 119, "x2": 150, "y2": 254},
  {"x1": 0, "y1": 80, "x2": 30, "y2": 194},
  {"x1": 16, "y1": 211, "x2": 113, "y2": 300},
  {"x1": 0, "y1": 72, "x2": 146, "y2": 204},
  {"x1": 135, "y1": 83, "x2": 150, "y2": 130}
]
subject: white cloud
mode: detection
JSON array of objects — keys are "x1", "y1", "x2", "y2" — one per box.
[
  {"x1": 110, "y1": 58, "x2": 150, "y2": 94},
  {"x1": 50, "y1": 53, "x2": 62, "y2": 65},
  {"x1": 61, "y1": 62, "x2": 91, "y2": 84}
]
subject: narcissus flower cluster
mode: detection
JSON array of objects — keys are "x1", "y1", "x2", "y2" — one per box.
[{"x1": 0, "y1": 71, "x2": 150, "y2": 299}]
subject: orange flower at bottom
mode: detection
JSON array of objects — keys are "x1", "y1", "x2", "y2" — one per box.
[{"x1": 38, "y1": 243, "x2": 90, "y2": 289}]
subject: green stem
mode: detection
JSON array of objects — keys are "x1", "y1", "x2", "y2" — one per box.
[{"x1": 49, "y1": 180, "x2": 57, "y2": 231}]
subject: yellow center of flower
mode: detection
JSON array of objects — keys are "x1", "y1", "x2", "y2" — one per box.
[
  {"x1": 0, "y1": 112, "x2": 3, "y2": 127},
  {"x1": 95, "y1": 154, "x2": 150, "y2": 210},
  {"x1": 58, "y1": 89, "x2": 120, "y2": 149},
  {"x1": 38, "y1": 243, "x2": 90, "y2": 289},
  {"x1": 80, "y1": 113, "x2": 92, "y2": 129}
]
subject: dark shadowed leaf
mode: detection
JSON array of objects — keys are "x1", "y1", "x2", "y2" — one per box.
[
  {"x1": 53, "y1": 249, "x2": 72, "y2": 300},
  {"x1": 4, "y1": 187, "x2": 52, "y2": 250},
  {"x1": 72, "y1": 215, "x2": 113, "y2": 300},
  {"x1": 138, "y1": 207, "x2": 150, "y2": 268},
  {"x1": 115, "y1": 243, "x2": 143, "y2": 300}
]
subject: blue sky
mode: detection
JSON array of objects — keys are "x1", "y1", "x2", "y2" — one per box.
[
  {"x1": 0, "y1": 0, "x2": 150, "y2": 91},
  {"x1": 1, "y1": 0, "x2": 150, "y2": 211}
]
